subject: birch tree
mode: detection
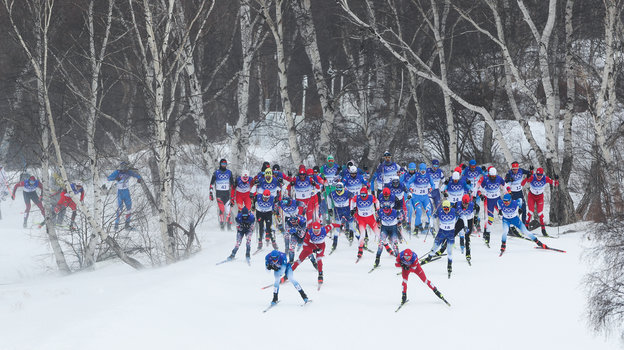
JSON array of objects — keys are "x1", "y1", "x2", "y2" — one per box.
[
  {"x1": 3, "y1": 0, "x2": 143, "y2": 270},
  {"x1": 257, "y1": 0, "x2": 302, "y2": 165},
  {"x1": 338, "y1": 0, "x2": 514, "y2": 163}
]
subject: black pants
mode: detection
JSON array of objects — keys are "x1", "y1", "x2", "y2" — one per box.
[
  {"x1": 256, "y1": 211, "x2": 273, "y2": 241},
  {"x1": 454, "y1": 218, "x2": 474, "y2": 256}
]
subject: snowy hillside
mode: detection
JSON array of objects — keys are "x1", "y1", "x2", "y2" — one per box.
[{"x1": 0, "y1": 199, "x2": 619, "y2": 350}]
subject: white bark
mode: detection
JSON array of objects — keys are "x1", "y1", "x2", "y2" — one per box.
[
  {"x1": 291, "y1": 0, "x2": 337, "y2": 161},
  {"x1": 260, "y1": 0, "x2": 302, "y2": 165}
]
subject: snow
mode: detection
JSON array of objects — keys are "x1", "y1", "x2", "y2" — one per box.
[{"x1": 0, "y1": 198, "x2": 620, "y2": 350}]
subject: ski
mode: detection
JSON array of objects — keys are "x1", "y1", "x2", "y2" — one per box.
[
  {"x1": 262, "y1": 301, "x2": 280, "y2": 313},
  {"x1": 252, "y1": 248, "x2": 264, "y2": 256},
  {"x1": 216, "y1": 257, "x2": 234, "y2": 265},
  {"x1": 395, "y1": 300, "x2": 409, "y2": 312},
  {"x1": 261, "y1": 283, "x2": 273, "y2": 290},
  {"x1": 535, "y1": 246, "x2": 566, "y2": 253},
  {"x1": 368, "y1": 266, "x2": 379, "y2": 273},
  {"x1": 302, "y1": 299, "x2": 313, "y2": 307},
  {"x1": 246, "y1": 257, "x2": 251, "y2": 266},
  {"x1": 317, "y1": 283, "x2": 322, "y2": 291},
  {"x1": 499, "y1": 250, "x2": 505, "y2": 257},
  {"x1": 355, "y1": 256, "x2": 362, "y2": 264}
]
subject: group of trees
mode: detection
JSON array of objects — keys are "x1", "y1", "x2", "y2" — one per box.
[{"x1": 0, "y1": 0, "x2": 622, "y2": 338}]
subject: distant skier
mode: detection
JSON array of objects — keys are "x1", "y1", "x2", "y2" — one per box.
[
  {"x1": 455, "y1": 194, "x2": 476, "y2": 264},
  {"x1": 291, "y1": 221, "x2": 340, "y2": 288},
  {"x1": 53, "y1": 183, "x2": 85, "y2": 229},
  {"x1": 210, "y1": 159, "x2": 235, "y2": 230},
  {"x1": 462, "y1": 160, "x2": 485, "y2": 232},
  {"x1": 476, "y1": 167, "x2": 507, "y2": 246},
  {"x1": 373, "y1": 151, "x2": 400, "y2": 195},
  {"x1": 288, "y1": 165, "x2": 320, "y2": 225},
  {"x1": 404, "y1": 163, "x2": 435, "y2": 235},
  {"x1": 12, "y1": 175, "x2": 46, "y2": 228},
  {"x1": 504, "y1": 161, "x2": 531, "y2": 224},
  {"x1": 428, "y1": 159, "x2": 445, "y2": 210},
  {"x1": 521, "y1": 167, "x2": 559, "y2": 236},
  {"x1": 226, "y1": 207, "x2": 255, "y2": 263},
  {"x1": 497, "y1": 193, "x2": 550, "y2": 256},
  {"x1": 255, "y1": 189, "x2": 279, "y2": 250},
  {"x1": 265, "y1": 250, "x2": 309, "y2": 307},
  {"x1": 320, "y1": 155, "x2": 341, "y2": 224},
  {"x1": 284, "y1": 214, "x2": 308, "y2": 262},
  {"x1": 107, "y1": 161, "x2": 142, "y2": 231},
  {"x1": 342, "y1": 165, "x2": 367, "y2": 196},
  {"x1": 232, "y1": 169, "x2": 253, "y2": 211},
  {"x1": 395, "y1": 249, "x2": 450, "y2": 307},
  {"x1": 329, "y1": 182, "x2": 355, "y2": 251},
  {"x1": 373, "y1": 203, "x2": 400, "y2": 269},
  {"x1": 351, "y1": 187, "x2": 380, "y2": 262},
  {"x1": 421, "y1": 200, "x2": 458, "y2": 278},
  {"x1": 441, "y1": 171, "x2": 471, "y2": 207}
]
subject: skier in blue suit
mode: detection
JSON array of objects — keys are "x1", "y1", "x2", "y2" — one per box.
[{"x1": 265, "y1": 250, "x2": 309, "y2": 306}]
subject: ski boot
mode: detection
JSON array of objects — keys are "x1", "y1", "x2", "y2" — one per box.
[
  {"x1": 257, "y1": 240, "x2": 263, "y2": 250},
  {"x1": 447, "y1": 261, "x2": 452, "y2": 279},
  {"x1": 356, "y1": 247, "x2": 363, "y2": 262},
  {"x1": 499, "y1": 242, "x2": 506, "y2": 256},
  {"x1": 318, "y1": 272, "x2": 323, "y2": 284},
  {"x1": 541, "y1": 226, "x2": 550, "y2": 237},
  {"x1": 466, "y1": 253, "x2": 472, "y2": 266},
  {"x1": 374, "y1": 255, "x2": 380, "y2": 268},
  {"x1": 227, "y1": 222, "x2": 232, "y2": 231},
  {"x1": 347, "y1": 230, "x2": 354, "y2": 245},
  {"x1": 384, "y1": 243, "x2": 395, "y2": 256},
  {"x1": 420, "y1": 255, "x2": 433, "y2": 265},
  {"x1": 299, "y1": 290, "x2": 309, "y2": 303},
  {"x1": 271, "y1": 292, "x2": 279, "y2": 306},
  {"x1": 414, "y1": 224, "x2": 422, "y2": 236},
  {"x1": 124, "y1": 222, "x2": 135, "y2": 231},
  {"x1": 533, "y1": 238, "x2": 547, "y2": 249},
  {"x1": 483, "y1": 230, "x2": 490, "y2": 248},
  {"x1": 401, "y1": 292, "x2": 407, "y2": 304},
  {"x1": 219, "y1": 222, "x2": 225, "y2": 231},
  {"x1": 460, "y1": 236, "x2": 465, "y2": 254},
  {"x1": 23, "y1": 217, "x2": 28, "y2": 228}
]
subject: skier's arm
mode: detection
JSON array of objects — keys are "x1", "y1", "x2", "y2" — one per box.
[
  {"x1": 127, "y1": 170, "x2": 142, "y2": 182},
  {"x1": 12, "y1": 181, "x2": 24, "y2": 199},
  {"x1": 521, "y1": 175, "x2": 532, "y2": 187},
  {"x1": 107, "y1": 170, "x2": 120, "y2": 181}
]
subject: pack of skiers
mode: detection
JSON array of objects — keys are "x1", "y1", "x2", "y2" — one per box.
[{"x1": 214, "y1": 152, "x2": 562, "y2": 308}]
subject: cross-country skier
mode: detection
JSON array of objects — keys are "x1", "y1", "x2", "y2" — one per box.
[
  {"x1": 351, "y1": 186, "x2": 380, "y2": 262},
  {"x1": 288, "y1": 165, "x2": 320, "y2": 225},
  {"x1": 210, "y1": 159, "x2": 235, "y2": 230},
  {"x1": 53, "y1": 183, "x2": 85, "y2": 229},
  {"x1": 395, "y1": 249, "x2": 449, "y2": 307},
  {"x1": 284, "y1": 214, "x2": 308, "y2": 262},
  {"x1": 462, "y1": 160, "x2": 485, "y2": 232},
  {"x1": 12, "y1": 175, "x2": 46, "y2": 228},
  {"x1": 291, "y1": 221, "x2": 340, "y2": 288},
  {"x1": 421, "y1": 200, "x2": 458, "y2": 278},
  {"x1": 320, "y1": 155, "x2": 341, "y2": 224},
  {"x1": 476, "y1": 167, "x2": 508, "y2": 246},
  {"x1": 385, "y1": 176, "x2": 407, "y2": 215},
  {"x1": 455, "y1": 194, "x2": 475, "y2": 264},
  {"x1": 373, "y1": 203, "x2": 400, "y2": 268},
  {"x1": 428, "y1": 159, "x2": 445, "y2": 210},
  {"x1": 373, "y1": 151, "x2": 400, "y2": 196},
  {"x1": 255, "y1": 189, "x2": 279, "y2": 250},
  {"x1": 504, "y1": 161, "x2": 530, "y2": 224},
  {"x1": 232, "y1": 169, "x2": 253, "y2": 210},
  {"x1": 329, "y1": 182, "x2": 355, "y2": 251},
  {"x1": 342, "y1": 165, "x2": 367, "y2": 196},
  {"x1": 265, "y1": 250, "x2": 309, "y2": 307},
  {"x1": 497, "y1": 193, "x2": 550, "y2": 255},
  {"x1": 521, "y1": 167, "x2": 559, "y2": 236},
  {"x1": 441, "y1": 171, "x2": 472, "y2": 207},
  {"x1": 404, "y1": 163, "x2": 435, "y2": 235},
  {"x1": 226, "y1": 207, "x2": 255, "y2": 263}
]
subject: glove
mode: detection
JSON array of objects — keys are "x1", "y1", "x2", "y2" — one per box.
[
  {"x1": 443, "y1": 192, "x2": 448, "y2": 198},
  {"x1": 479, "y1": 194, "x2": 485, "y2": 201},
  {"x1": 506, "y1": 186, "x2": 512, "y2": 194},
  {"x1": 287, "y1": 171, "x2": 292, "y2": 177},
  {"x1": 328, "y1": 210, "x2": 333, "y2": 217},
  {"x1": 518, "y1": 208, "x2": 523, "y2": 215},
  {"x1": 481, "y1": 166, "x2": 487, "y2": 172},
  {"x1": 251, "y1": 203, "x2": 256, "y2": 211},
  {"x1": 340, "y1": 223, "x2": 346, "y2": 231},
  {"x1": 230, "y1": 199, "x2": 235, "y2": 207},
  {"x1": 401, "y1": 263, "x2": 410, "y2": 271},
  {"x1": 115, "y1": 176, "x2": 121, "y2": 181},
  {"x1": 466, "y1": 179, "x2": 471, "y2": 185},
  {"x1": 443, "y1": 179, "x2": 449, "y2": 185},
  {"x1": 11, "y1": 193, "x2": 15, "y2": 200},
  {"x1": 137, "y1": 178, "x2": 142, "y2": 183},
  {"x1": 376, "y1": 217, "x2": 381, "y2": 224},
  {"x1": 554, "y1": 174, "x2": 559, "y2": 180},
  {"x1": 529, "y1": 165, "x2": 534, "y2": 171},
  {"x1": 350, "y1": 208, "x2": 356, "y2": 217},
  {"x1": 407, "y1": 193, "x2": 412, "y2": 200},
  {"x1": 209, "y1": 191, "x2": 214, "y2": 201},
  {"x1": 498, "y1": 209, "x2": 503, "y2": 217}
]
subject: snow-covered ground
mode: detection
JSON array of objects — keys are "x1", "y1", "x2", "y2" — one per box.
[{"x1": 0, "y1": 198, "x2": 619, "y2": 350}]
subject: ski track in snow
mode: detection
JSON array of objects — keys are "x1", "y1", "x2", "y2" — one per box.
[{"x1": 0, "y1": 198, "x2": 619, "y2": 350}]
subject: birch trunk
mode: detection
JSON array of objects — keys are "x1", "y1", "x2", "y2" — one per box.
[
  {"x1": 230, "y1": 0, "x2": 254, "y2": 172},
  {"x1": 261, "y1": 0, "x2": 302, "y2": 165},
  {"x1": 292, "y1": 0, "x2": 337, "y2": 161},
  {"x1": 430, "y1": 0, "x2": 456, "y2": 168}
]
